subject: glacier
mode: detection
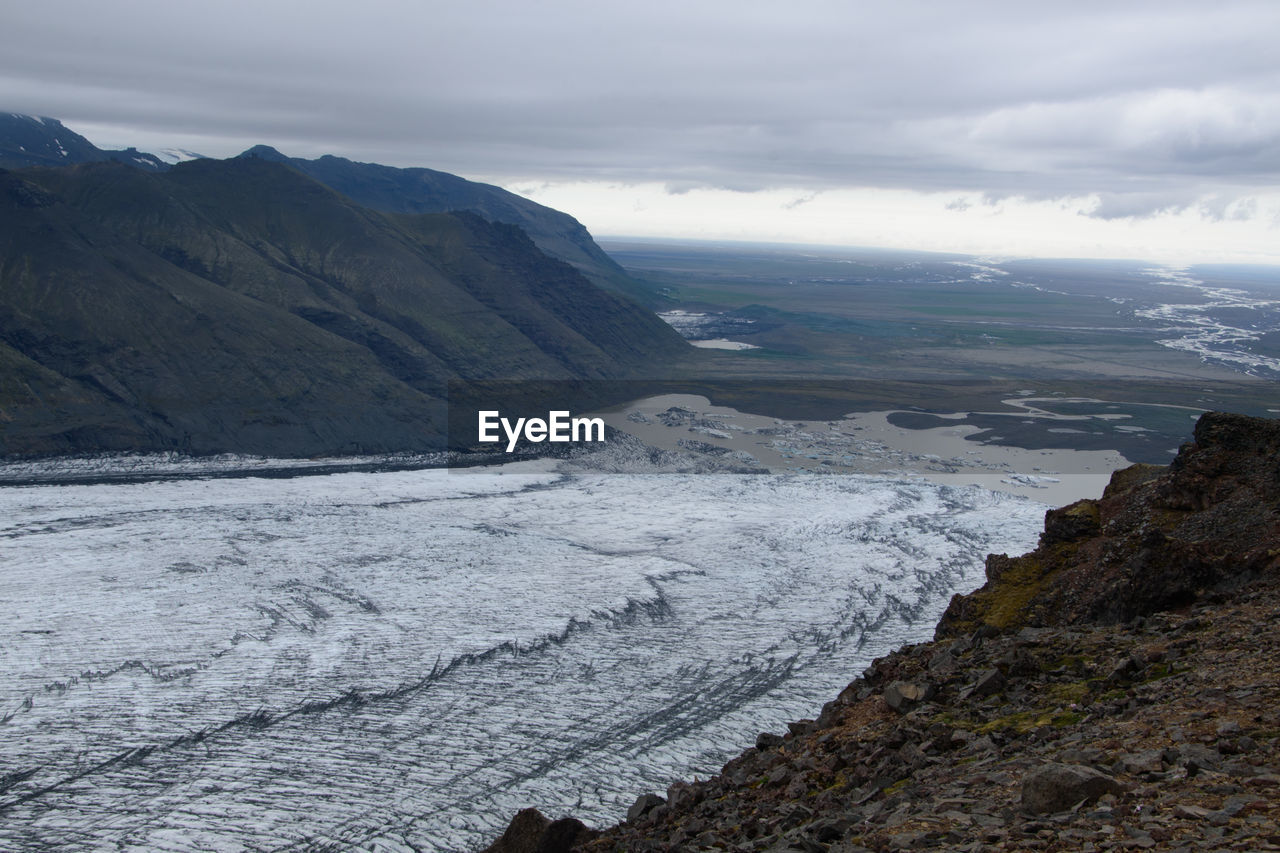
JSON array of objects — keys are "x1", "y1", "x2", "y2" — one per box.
[{"x1": 0, "y1": 462, "x2": 1045, "y2": 852}]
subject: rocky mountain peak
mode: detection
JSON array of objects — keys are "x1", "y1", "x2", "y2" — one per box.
[{"x1": 235, "y1": 144, "x2": 290, "y2": 162}]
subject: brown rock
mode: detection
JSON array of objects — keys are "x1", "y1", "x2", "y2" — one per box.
[
  {"x1": 757, "y1": 732, "x2": 786, "y2": 750},
  {"x1": 1020, "y1": 764, "x2": 1127, "y2": 814},
  {"x1": 1102, "y1": 463, "x2": 1166, "y2": 499},
  {"x1": 884, "y1": 680, "x2": 934, "y2": 713}
]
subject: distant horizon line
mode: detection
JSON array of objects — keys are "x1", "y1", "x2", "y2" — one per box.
[{"x1": 594, "y1": 234, "x2": 1280, "y2": 271}]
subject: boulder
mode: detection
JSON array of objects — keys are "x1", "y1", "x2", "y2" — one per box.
[
  {"x1": 788, "y1": 719, "x2": 818, "y2": 737},
  {"x1": 757, "y1": 731, "x2": 786, "y2": 750},
  {"x1": 482, "y1": 807, "x2": 595, "y2": 853},
  {"x1": 1020, "y1": 763, "x2": 1127, "y2": 814},
  {"x1": 1118, "y1": 749, "x2": 1166, "y2": 776},
  {"x1": 971, "y1": 668, "x2": 1006, "y2": 698},
  {"x1": 936, "y1": 412, "x2": 1280, "y2": 636},
  {"x1": 1040, "y1": 499, "x2": 1101, "y2": 546},
  {"x1": 884, "y1": 680, "x2": 934, "y2": 713},
  {"x1": 626, "y1": 793, "x2": 665, "y2": 823}
]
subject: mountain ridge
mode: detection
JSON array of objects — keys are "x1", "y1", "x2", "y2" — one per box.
[
  {"x1": 0, "y1": 157, "x2": 687, "y2": 457},
  {"x1": 0, "y1": 113, "x2": 168, "y2": 172},
  {"x1": 234, "y1": 145, "x2": 652, "y2": 302},
  {"x1": 0, "y1": 113, "x2": 655, "y2": 300}
]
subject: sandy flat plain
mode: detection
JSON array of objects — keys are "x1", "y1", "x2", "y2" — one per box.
[{"x1": 596, "y1": 394, "x2": 1132, "y2": 506}]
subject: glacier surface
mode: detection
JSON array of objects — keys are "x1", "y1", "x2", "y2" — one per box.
[{"x1": 0, "y1": 464, "x2": 1044, "y2": 851}]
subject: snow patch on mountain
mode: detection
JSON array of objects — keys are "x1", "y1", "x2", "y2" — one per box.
[{"x1": 153, "y1": 147, "x2": 207, "y2": 164}]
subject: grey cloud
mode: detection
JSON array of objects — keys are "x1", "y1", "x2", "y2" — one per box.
[
  {"x1": 1088, "y1": 191, "x2": 1197, "y2": 220},
  {"x1": 2, "y1": 0, "x2": 1278, "y2": 210},
  {"x1": 782, "y1": 192, "x2": 821, "y2": 210},
  {"x1": 1197, "y1": 195, "x2": 1259, "y2": 222},
  {"x1": 1087, "y1": 191, "x2": 1266, "y2": 222}
]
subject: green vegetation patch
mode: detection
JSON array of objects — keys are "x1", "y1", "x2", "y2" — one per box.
[
  {"x1": 882, "y1": 778, "x2": 913, "y2": 797},
  {"x1": 983, "y1": 556, "x2": 1059, "y2": 630},
  {"x1": 1047, "y1": 681, "x2": 1091, "y2": 704},
  {"x1": 978, "y1": 706, "x2": 1084, "y2": 734}
]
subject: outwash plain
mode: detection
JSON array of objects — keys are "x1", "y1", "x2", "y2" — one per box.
[{"x1": 605, "y1": 241, "x2": 1280, "y2": 469}]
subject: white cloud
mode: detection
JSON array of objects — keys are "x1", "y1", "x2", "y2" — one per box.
[
  {"x1": 510, "y1": 181, "x2": 1280, "y2": 264},
  {"x1": 2, "y1": 0, "x2": 1278, "y2": 260}
]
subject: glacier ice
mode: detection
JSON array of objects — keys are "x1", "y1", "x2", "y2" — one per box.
[{"x1": 0, "y1": 463, "x2": 1044, "y2": 851}]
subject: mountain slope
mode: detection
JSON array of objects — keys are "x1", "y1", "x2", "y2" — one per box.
[
  {"x1": 0, "y1": 113, "x2": 168, "y2": 171},
  {"x1": 238, "y1": 146, "x2": 654, "y2": 302},
  {"x1": 0, "y1": 159, "x2": 686, "y2": 457},
  {"x1": 1, "y1": 113, "x2": 657, "y2": 302}
]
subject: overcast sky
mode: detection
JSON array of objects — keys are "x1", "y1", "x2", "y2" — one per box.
[{"x1": 4, "y1": 0, "x2": 1278, "y2": 262}]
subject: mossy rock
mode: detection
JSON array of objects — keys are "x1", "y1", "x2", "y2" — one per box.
[
  {"x1": 940, "y1": 550, "x2": 1066, "y2": 636},
  {"x1": 1047, "y1": 681, "x2": 1090, "y2": 704},
  {"x1": 1041, "y1": 499, "x2": 1101, "y2": 546},
  {"x1": 978, "y1": 706, "x2": 1083, "y2": 734}
]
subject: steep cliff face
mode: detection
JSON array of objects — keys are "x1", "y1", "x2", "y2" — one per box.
[
  {"x1": 935, "y1": 411, "x2": 1280, "y2": 636},
  {"x1": 486, "y1": 412, "x2": 1280, "y2": 853}
]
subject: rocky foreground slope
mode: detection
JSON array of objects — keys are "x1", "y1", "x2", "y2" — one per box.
[{"x1": 486, "y1": 412, "x2": 1280, "y2": 852}]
